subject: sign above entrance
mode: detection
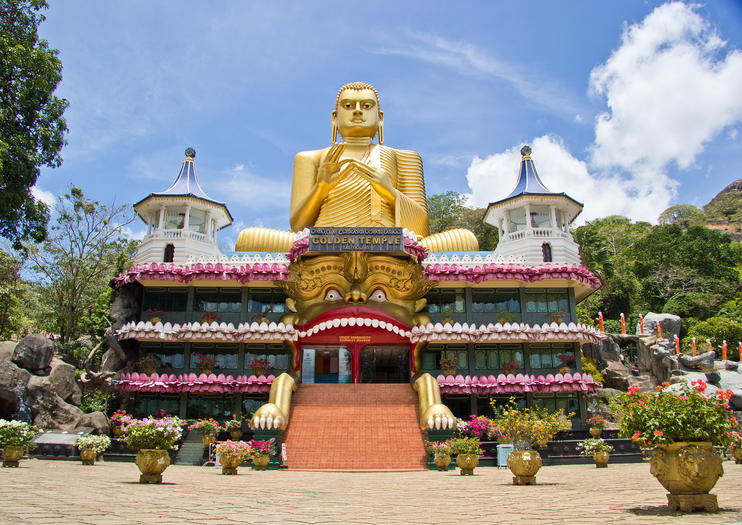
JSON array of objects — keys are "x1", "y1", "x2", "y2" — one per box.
[{"x1": 308, "y1": 227, "x2": 404, "y2": 253}]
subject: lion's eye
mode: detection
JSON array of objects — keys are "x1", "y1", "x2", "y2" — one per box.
[
  {"x1": 369, "y1": 288, "x2": 387, "y2": 302},
  {"x1": 324, "y1": 288, "x2": 343, "y2": 301}
]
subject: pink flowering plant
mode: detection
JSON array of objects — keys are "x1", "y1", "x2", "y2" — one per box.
[
  {"x1": 248, "y1": 438, "x2": 277, "y2": 457},
  {"x1": 214, "y1": 440, "x2": 252, "y2": 460},
  {"x1": 615, "y1": 380, "x2": 737, "y2": 448},
  {"x1": 188, "y1": 418, "x2": 221, "y2": 435},
  {"x1": 586, "y1": 414, "x2": 606, "y2": 429},
  {"x1": 110, "y1": 409, "x2": 132, "y2": 425},
  {"x1": 455, "y1": 415, "x2": 500, "y2": 440},
  {"x1": 249, "y1": 357, "x2": 271, "y2": 376},
  {"x1": 122, "y1": 416, "x2": 184, "y2": 450},
  {"x1": 446, "y1": 436, "x2": 484, "y2": 456},
  {"x1": 424, "y1": 440, "x2": 452, "y2": 456}
]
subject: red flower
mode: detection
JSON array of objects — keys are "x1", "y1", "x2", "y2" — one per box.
[{"x1": 653, "y1": 430, "x2": 664, "y2": 437}]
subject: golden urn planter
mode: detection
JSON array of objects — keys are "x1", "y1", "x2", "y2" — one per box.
[
  {"x1": 229, "y1": 429, "x2": 243, "y2": 440},
  {"x1": 593, "y1": 451, "x2": 610, "y2": 468},
  {"x1": 135, "y1": 449, "x2": 171, "y2": 484},
  {"x1": 455, "y1": 453, "x2": 479, "y2": 475},
  {"x1": 434, "y1": 453, "x2": 451, "y2": 471},
  {"x1": 537, "y1": 437, "x2": 549, "y2": 449},
  {"x1": 201, "y1": 434, "x2": 216, "y2": 446},
  {"x1": 253, "y1": 454, "x2": 270, "y2": 470},
  {"x1": 220, "y1": 454, "x2": 243, "y2": 475},
  {"x1": 2, "y1": 446, "x2": 24, "y2": 467},
  {"x1": 112, "y1": 425, "x2": 123, "y2": 438},
  {"x1": 80, "y1": 448, "x2": 97, "y2": 466},
  {"x1": 443, "y1": 368, "x2": 457, "y2": 377},
  {"x1": 589, "y1": 427, "x2": 602, "y2": 438},
  {"x1": 649, "y1": 442, "x2": 723, "y2": 512},
  {"x1": 507, "y1": 450, "x2": 542, "y2": 485},
  {"x1": 732, "y1": 446, "x2": 742, "y2": 465}
]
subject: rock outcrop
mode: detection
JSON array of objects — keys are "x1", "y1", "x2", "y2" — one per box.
[
  {"x1": 641, "y1": 313, "x2": 681, "y2": 339},
  {"x1": 12, "y1": 334, "x2": 54, "y2": 374}
]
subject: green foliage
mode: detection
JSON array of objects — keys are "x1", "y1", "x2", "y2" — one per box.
[
  {"x1": 24, "y1": 187, "x2": 136, "y2": 342},
  {"x1": 74, "y1": 434, "x2": 110, "y2": 454},
  {"x1": 581, "y1": 358, "x2": 605, "y2": 384},
  {"x1": 0, "y1": 250, "x2": 26, "y2": 338},
  {"x1": 123, "y1": 416, "x2": 184, "y2": 450},
  {"x1": 427, "y1": 191, "x2": 498, "y2": 251},
  {"x1": 446, "y1": 436, "x2": 484, "y2": 456},
  {"x1": 658, "y1": 204, "x2": 706, "y2": 228},
  {"x1": 662, "y1": 292, "x2": 715, "y2": 319},
  {"x1": 0, "y1": 0, "x2": 68, "y2": 249},
  {"x1": 684, "y1": 317, "x2": 742, "y2": 354},
  {"x1": 79, "y1": 389, "x2": 110, "y2": 414},
  {"x1": 492, "y1": 398, "x2": 572, "y2": 451},
  {"x1": 615, "y1": 382, "x2": 736, "y2": 447},
  {"x1": 576, "y1": 438, "x2": 614, "y2": 456},
  {"x1": 0, "y1": 419, "x2": 39, "y2": 448},
  {"x1": 703, "y1": 179, "x2": 742, "y2": 225}
]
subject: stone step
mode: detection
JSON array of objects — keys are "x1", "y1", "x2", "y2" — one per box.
[{"x1": 284, "y1": 384, "x2": 426, "y2": 471}]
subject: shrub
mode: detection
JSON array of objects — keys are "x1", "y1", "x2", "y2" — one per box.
[
  {"x1": 581, "y1": 357, "x2": 605, "y2": 383},
  {"x1": 0, "y1": 420, "x2": 39, "y2": 448},
  {"x1": 248, "y1": 438, "x2": 277, "y2": 457},
  {"x1": 492, "y1": 398, "x2": 572, "y2": 451},
  {"x1": 188, "y1": 418, "x2": 221, "y2": 434},
  {"x1": 662, "y1": 292, "x2": 715, "y2": 319},
  {"x1": 74, "y1": 434, "x2": 111, "y2": 454},
  {"x1": 577, "y1": 438, "x2": 614, "y2": 456},
  {"x1": 446, "y1": 437, "x2": 484, "y2": 456},
  {"x1": 214, "y1": 440, "x2": 252, "y2": 459},
  {"x1": 123, "y1": 417, "x2": 184, "y2": 450},
  {"x1": 683, "y1": 317, "x2": 742, "y2": 356},
  {"x1": 424, "y1": 440, "x2": 452, "y2": 456}
]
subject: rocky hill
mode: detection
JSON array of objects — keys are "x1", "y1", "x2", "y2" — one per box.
[{"x1": 704, "y1": 178, "x2": 742, "y2": 241}]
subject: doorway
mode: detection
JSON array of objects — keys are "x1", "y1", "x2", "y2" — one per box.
[
  {"x1": 360, "y1": 346, "x2": 409, "y2": 383},
  {"x1": 301, "y1": 346, "x2": 352, "y2": 384}
]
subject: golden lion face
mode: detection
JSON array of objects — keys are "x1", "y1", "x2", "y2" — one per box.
[{"x1": 276, "y1": 253, "x2": 434, "y2": 327}]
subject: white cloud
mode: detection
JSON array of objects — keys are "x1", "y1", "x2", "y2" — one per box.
[
  {"x1": 466, "y1": 135, "x2": 673, "y2": 223},
  {"x1": 31, "y1": 186, "x2": 56, "y2": 208},
  {"x1": 589, "y1": 2, "x2": 742, "y2": 173}
]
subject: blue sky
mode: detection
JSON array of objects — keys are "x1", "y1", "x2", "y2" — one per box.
[{"x1": 33, "y1": 1, "x2": 742, "y2": 249}]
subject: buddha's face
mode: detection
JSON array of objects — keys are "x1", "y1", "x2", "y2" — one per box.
[
  {"x1": 278, "y1": 253, "x2": 433, "y2": 327},
  {"x1": 333, "y1": 88, "x2": 382, "y2": 139}
]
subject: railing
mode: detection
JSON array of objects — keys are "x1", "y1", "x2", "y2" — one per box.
[
  {"x1": 143, "y1": 229, "x2": 211, "y2": 243},
  {"x1": 502, "y1": 228, "x2": 572, "y2": 242}
]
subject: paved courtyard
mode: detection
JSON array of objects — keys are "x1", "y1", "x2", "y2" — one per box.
[{"x1": 1, "y1": 459, "x2": 742, "y2": 524}]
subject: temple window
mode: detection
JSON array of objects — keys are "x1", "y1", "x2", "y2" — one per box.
[
  {"x1": 422, "y1": 344, "x2": 468, "y2": 372},
  {"x1": 193, "y1": 288, "x2": 241, "y2": 323},
  {"x1": 141, "y1": 287, "x2": 187, "y2": 323},
  {"x1": 244, "y1": 343, "x2": 290, "y2": 374},
  {"x1": 508, "y1": 208, "x2": 527, "y2": 232},
  {"x1": 424, "y1": 289, "x2": 465, "y2": 314},
  {"x1": 528, "y1": 343, "x2": 576, "y2": 370},
  {"x1": 186, "y1": 394, "x2": 233, "y2": 420},
  {"x1": 139, "y1": 342, "x2": 186, "y2": 371},
  {"x1": 189, "y1": 343, "x2": 239, "y2": 370},
  {"x1": 524, "y1": 289, "x2": 569, "y2": 317},
  {"x1": 164, "y1": 207, "x2": 186, "y2": 229},
  {"x1": 542, "y1": 242, "x2": 552, "y2": 262},
  {"x1": 163, "y1": 243, "x2": 175, "y2": 262},
  {"x1": 473, "y1": 343, "x2": 523, "y2": 372},
  {"x1": 133, "y1": 395, "x2": 180, "y2": 418},
  {"x1": 533, "y1": 393, "x2": 579, "y2": 418},
  {"x1": 248, "y1": 288, "x2": 287, "y2": 317},
  {"x1": 188, "y1": 209, "x2": 206, "y2": 233},
  {"x1": 529, "y1": 205, "x2": 550, "y2": 228}
]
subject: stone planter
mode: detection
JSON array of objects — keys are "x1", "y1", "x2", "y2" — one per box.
[
  {"x1": 650, "y1": 442, "x2": 723, "y2": 512},
  {"x1": 589, "y1": 427, "x2": 602, "y2": 438},
  {"x1": 135, "y1": 449, "x2": 171, "y2": 484},
  {"x1": 253, "y1": 454, "x2": 270, "y2": 470},
  {"x1": 201, "y1": 434, "x2": 216, "y2": 446},
  {"x1": 220, "y1": 454, "x2": 243, "y2": 475},
  {"x1": 507, "y1": 450, "x2": 542, "y2": 485},
  {"x1": 433, "y1": 453, "x2": 451, "y2": 471},
  {"x1": 593, "y1": 451, "x2": 610, "y2": 468},
  {"x1": 732, "y1": 446, "x2": 742, "y2": 465},
  {"x1": 455, "y1": 453, "x2": 479, "y2": 475},
  {"x1": 229, "y1": 429, "x2": 243, "y2": 440},
  {"x1": 80, "y1": 448, "x2": 97, "y2": 466},
  {"x1": 2, "y1": 446, "x2": 24, "y2": 468}
]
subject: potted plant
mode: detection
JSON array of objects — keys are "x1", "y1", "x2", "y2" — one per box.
[
  {"x1": 188, "y1": 418, "x2": 221, "y2": 445},
  {"x1": 122, "y1": 416, "x2": 184, "y2": 483},
  {"x1": 144, "y1": 308, "x2": 165, "y2": 324},
  {"x1": 193, "y1": 353, "x2": 217, "y2": 375},
  {"x1": 248, "y1": 438, "x2": 277, "y2": 470},
  {"x1": 493, "y1": 399, "x2": 572, "y2": 485},
  {"x1": 439, "y1": 355, "x2": 458, "y2": 377},
  {"x1": 224, "y1": 416, "x2": 246, "y2": 440},
  {"x1": 0, "y1": 419, "x2": 39, "y2": 467},
  {"x1": 586, "y1": 414, "x2": 606, "y2": 437},
  {"x1": 74, "y1": 434, "x2": 111, "y2": 466},
  {"x1": 614, "y1": 381, "x2": 737, "y2": 512},
  {"x1": 447, "y1": 436, "x2": 483, "y2": 475},
  {"x1": 137, "y1": 355, "x2": 157, "y2": 375},
  {"x1": 577, "y1": 438, "x2": 614, "y2": 468},
  {"x1": 425, "y1": 440, "x2": 453, "y2": 471},
  {"x1": 502, "y1": 360, "x2": 519, "y2": 376},
  {"x1": 214, "y1": 440, "x2": 252, "y2": 475},
  {"x1": 249, "y1": 357, "x2": 271, "y2": 377},
  {"x1": 729, "y1": 430, "x2": 742, "y2": 464},
  {"x1": 109, "y1": 409, "x2": 132, "y2": 437},
  {"x1": 455, "y1": 414, "x2": 496, "y2": 439}
]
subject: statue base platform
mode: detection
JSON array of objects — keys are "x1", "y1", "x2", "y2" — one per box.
[
  {"x1": 512, "y1": 475, "x2": 537, "y2": 485},
  {"x1": 666, "y1": 493, "x2": 718, "y2": 512}
]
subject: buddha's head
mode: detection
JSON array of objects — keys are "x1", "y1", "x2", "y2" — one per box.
[
  {"x1": 277, "y1": 252, "x2": 433, "y2": 327},
  {"x1": 332, "y1": 81, "x2": 384, "y2": 144}
]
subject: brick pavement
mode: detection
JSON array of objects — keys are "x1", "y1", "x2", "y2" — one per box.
[{"x1": 1, "y1": 459, "x2": 741, "y2": 524}]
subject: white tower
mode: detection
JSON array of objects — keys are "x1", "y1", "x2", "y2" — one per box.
[
  {"x1": 132, "y1": 147, "x2": 232, "y2": 264},
  {"x1": 483, "y1": 146, "x2": 583, "y2": 265}
]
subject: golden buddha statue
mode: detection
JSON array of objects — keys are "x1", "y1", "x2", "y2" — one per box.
[{"x1": 235, "y1": 82, "x2": 478, "y2": 252}]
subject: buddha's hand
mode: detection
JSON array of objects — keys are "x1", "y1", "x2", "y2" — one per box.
[
  {"x1": 344, "y1": 160, "x2": 397, "y2": 204},
  {"x1": 251, "y1": 403, "x2": 287, "y2": 430},
  {"x1": 421, "y1": 403, "x2": 455, "y2": 430},
  {"x1": 316, "y1": 144, "x2": 346, "y2": 189}
]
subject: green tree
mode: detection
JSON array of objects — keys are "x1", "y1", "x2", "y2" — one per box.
[
  {"x1": 684, "y1": 317, "x2": 742, "y2": 357},
  {"x1": 25, "y1": 187, "x2": 136, "y2": 342},
  {"x1": 0, "y1": 0, "x2": 68, "y2": 248},
  {"x1": 0, "y1": 249, "x2": 25, "y2": 337},
  {"x1": 657, "y1": 204, "x2": 706, "y2": 228},
  {"x1": 427, "y1": 191, "x2": 499, "y2": 250}
]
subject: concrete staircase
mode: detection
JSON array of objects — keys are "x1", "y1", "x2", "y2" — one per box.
[
  {"x1": 174, "y1": 432, "x2": 205, "y2": 466},
  {"x1": 283, "y1": 384, "x2": 427, "y2": 471}
]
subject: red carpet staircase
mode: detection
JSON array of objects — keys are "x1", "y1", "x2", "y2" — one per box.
[{"x1": 282, "y1": 384, "x2": 428, "y2": 471}]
